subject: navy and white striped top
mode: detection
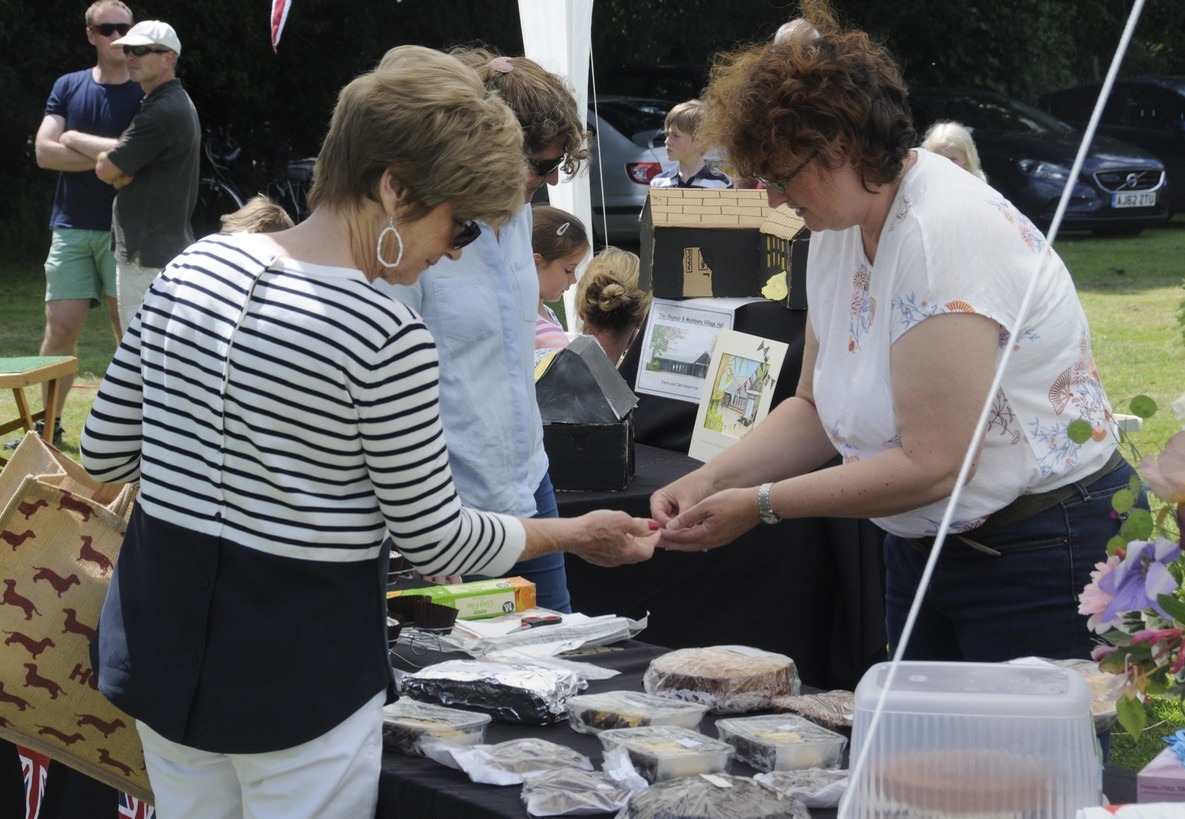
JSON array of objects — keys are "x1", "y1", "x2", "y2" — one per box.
[
  {"x1": 82, "y1": 233, "x2": 526, "y2": 578},
  {"x1": 81, "y1": 233, "x2": 527, "y2": 752}
]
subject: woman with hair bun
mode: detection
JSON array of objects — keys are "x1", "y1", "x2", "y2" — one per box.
[{"x1": 575, "y1": 246, "x2": 651, "y2": 366}]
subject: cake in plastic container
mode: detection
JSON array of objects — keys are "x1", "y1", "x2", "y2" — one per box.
[
  {"x1": 380, "y1": 699, "x2": 491, "y2": 757},
  {"x1": 619, "y1": 773, "x2": 810, "y2": 819},
  {"x1": 566, "y1": 690, "x2": 709, "y2": 735},
  {"x1": 643, "y1": 645, "x2": 800, "y2": 714},
  {"x1": 849, "y1": 660, "x2": 1102, "y2": 817},
  {"x1": 716, "y1": 714, "x2": 847, "y2": 772},
  {"x1": 597, "y1": 725, "x2": 734, "y2": 783}
]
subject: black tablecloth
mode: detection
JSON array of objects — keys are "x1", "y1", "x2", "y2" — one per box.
[
  {"x1": 553, "y1": 298, "x2": 887, "y2": 692},
  {"x1": 376, "y1": 639, "x2": 1137, "y2": 819},
  {"x1": 558, "y1": 444, "x2": 886, "y2": 692}
]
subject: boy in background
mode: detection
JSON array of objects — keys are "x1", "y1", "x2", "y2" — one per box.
[{"x1": 650, "y1": 99, "x2": 732, "y2": 189}]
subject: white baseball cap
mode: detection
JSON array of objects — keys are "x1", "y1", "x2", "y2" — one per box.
[{"x1": 113, "y1": 20, "x2": 181, "y2": 56}]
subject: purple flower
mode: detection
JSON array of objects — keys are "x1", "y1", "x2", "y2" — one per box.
[{"x1": 1098, "y1": 537, "x2": 1182, "y2": 625}]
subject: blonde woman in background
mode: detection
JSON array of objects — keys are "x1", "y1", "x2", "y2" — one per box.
[
  {"x1": 218, "y1": 193, "x2": 294, "y2": 234},
  {"x1": 575, "y1": 246, "x2": 651, "y2": 365},
  {"x1": 921, "y1": 120, "x2": 988, "y2": 183}
]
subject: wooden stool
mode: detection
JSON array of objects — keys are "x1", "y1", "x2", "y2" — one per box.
[{"x1": 0, "y1": 356, "x2": 79, "y2": 456}]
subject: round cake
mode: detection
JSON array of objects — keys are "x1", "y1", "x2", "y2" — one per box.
[
  {"x1": 870, "y1": 750, "x2": 1051, "y2": 814},
  {"x1": 644, "y1": 646, "x2": 800, "y2": 714}
]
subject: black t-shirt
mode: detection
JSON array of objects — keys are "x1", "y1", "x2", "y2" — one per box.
[{"x1": 109, "y1": 78, "x2": 200, "y2": 268}]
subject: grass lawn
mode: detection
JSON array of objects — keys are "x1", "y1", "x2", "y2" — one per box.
[{"x1": 1, "y1": 218, "x2": 1183, "y2": 770}]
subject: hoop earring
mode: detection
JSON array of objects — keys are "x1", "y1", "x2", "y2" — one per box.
[{"x1": 376, "y1": 216, "x2": 403, "y2": 269}]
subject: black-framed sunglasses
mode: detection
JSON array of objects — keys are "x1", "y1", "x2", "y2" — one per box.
[
  {"x1": 756, "y1": 150, "x2": 819, "y2": 194},
  {"x1": 452, "y1": 220, "x2": 481, "y2": 250},
  {"x1": 90, "y1": 22, "x2": 132, "y2": 37},
  {"x1": 122, "y1": 45, "x2": 171, "y2": 57},
  {"x1": 526, "y1": 154, "x2": 564, "y2": 177}
]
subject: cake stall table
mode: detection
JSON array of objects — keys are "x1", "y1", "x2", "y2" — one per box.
[{"x1": 376, "y1": 638, "x2": 1137, "y2": 818}]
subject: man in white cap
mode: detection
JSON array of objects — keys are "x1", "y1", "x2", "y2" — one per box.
[{"x1": 96, "y1": 19, "x2": 200, "y2": 333}]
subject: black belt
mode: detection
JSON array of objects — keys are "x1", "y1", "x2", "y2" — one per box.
[{"x1": 906, "y1": 448, "x2": 1126, "y2": 556}]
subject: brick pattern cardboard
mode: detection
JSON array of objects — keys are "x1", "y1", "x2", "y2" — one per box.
[{"x1": 640, "y1": 189, "x2": 808, "y2": 305}]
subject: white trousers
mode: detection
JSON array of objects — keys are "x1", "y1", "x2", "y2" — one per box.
[
  {"x1": 115, "y1": 260, "x2": 160, "y2": 335},
  {"x1": 136, "y1": 690, "x2": 385, "y2": 819}
]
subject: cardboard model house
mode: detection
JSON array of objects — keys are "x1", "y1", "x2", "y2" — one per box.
[
  {"x1": 639, "y1": 188, "x2": 810, "y2": 308},
  {"x1": 536, "y1": 335, "x2": 639, "y2": 491}
]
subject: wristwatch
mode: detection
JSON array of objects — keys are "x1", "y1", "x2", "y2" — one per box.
[{"x1": 757, "y1": 482, "x2": 782, "y2": 525}]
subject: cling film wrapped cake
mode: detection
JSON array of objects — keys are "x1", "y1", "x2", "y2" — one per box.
[
  {"x1": 566, "y1": 690, "x2": 709, "y2": 735},
  {"x1": 715, "y1": 714, "x2": 847, "y2": 772},
  {"x1": 380, "y1": 699, "x2": 491, "y2": 756},
  {"x1": 597, "y1": 725, "x2": 734, "y2": 783},
  {"x1": 644, "y1": 645, "x2": 800, "y2": 714}
]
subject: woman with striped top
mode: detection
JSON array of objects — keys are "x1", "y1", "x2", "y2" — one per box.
[{"x1": 81, "y1": 46, "x2": 657, "y2": 819}]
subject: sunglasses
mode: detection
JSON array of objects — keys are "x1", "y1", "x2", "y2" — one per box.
[
  {"x1": 452, "y1": 220, "x2": 481, "y2": 250},
  {"x1": 526, "y1": 154, "x2": 564, "y2": 177},
  {"x1": 91, "y1": 22, "x2": 132, "y2": 37},
  {"x1": 122, "y1": 45, "x2": 171, "y2": 57},
  {"x1": 756, "y1": 150, "x2": 819, "y2": 194}
]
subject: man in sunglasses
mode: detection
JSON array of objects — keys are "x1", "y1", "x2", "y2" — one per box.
[
  {"x1": 17, "y1": 1, "x2": 142, "y2": 450},
  {"x1": 96, "y1": 19, "x2": 200, "y2": 334}
]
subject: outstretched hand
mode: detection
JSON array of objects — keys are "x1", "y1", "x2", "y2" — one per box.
[
  {"x1": 570, "y1": 510, "x2": 661, "y2": 567},
  {"x1": 655, "y1": 487, "x2": 760, "y2": 553}
]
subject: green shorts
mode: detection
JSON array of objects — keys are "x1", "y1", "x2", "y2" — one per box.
[{"x1": 44, "y1": 228, "x2": 117, "y2": 305}]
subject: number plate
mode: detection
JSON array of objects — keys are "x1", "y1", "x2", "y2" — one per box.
[{"x1": 1112, "y1": 191, "x2": 1157, "y2": 208}]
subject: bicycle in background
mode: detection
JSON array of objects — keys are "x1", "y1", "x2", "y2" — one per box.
[{"x1": 192, "y1": 126, "x2": 314, "y2": 238}]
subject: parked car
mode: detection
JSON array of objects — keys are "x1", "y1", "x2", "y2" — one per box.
[
  {"x1": 532, "y1": 96, "x2": 674, "y2": 245},
  {"x1": 586, "y1": 96, "x2": 676, "y2": 244},
  {"x1": 909, "y1": 87, "x2": 1170, "y2": 234},
  {"x1": 1039, "y1": 77, "x2": 1185, "y2": 213}
]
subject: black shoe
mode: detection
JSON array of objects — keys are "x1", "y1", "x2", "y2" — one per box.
[{"x1": 3, "y1": 420, "x2": 65, "y2": 450}]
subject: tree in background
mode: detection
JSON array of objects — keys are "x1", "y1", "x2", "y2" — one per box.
[{"x1": 4, "y1": 0, "x2": 1182, "y2": 263}]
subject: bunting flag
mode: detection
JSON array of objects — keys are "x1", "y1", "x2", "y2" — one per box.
[
  {"x1": 270, "y1": 0, "x2": 290, "y2": 52},
  {"x1": 18, "y1": 746, "x2": 49, "y2": 819},
  {"x1": 118, "y1": 793, "x2": 155, "y2": 819}
]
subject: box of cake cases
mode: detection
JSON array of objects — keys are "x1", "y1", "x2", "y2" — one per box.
[{"x1": 387, "y1": 576, "x2": 536, "y2": 620}]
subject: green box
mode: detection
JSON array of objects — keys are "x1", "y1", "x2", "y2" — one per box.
[{"x1": 387, "y1": 576, "x2": 536, "y2": 620}]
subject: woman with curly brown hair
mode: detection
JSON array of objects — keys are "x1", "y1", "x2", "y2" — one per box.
[{"x1": 650, "y1": 0, "x2": 1136, "y2": 666}]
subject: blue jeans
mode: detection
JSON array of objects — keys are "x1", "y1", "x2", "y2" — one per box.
[
  {"x1": 884, "y1": 457, "x2": 1138, "y2": 663},
  {"x1": 465, "y1": 474, "x2": 572, "y2": 613}
]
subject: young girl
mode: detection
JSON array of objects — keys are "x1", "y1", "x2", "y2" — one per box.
[{"x1": 531, "y1": 205, "x2": 590, "y2": 353}]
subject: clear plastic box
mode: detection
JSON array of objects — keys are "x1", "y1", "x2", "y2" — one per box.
[
  {"x1": 849, "y1": 661, "x2": 1102, "y2": 817},
  {"x1": 598, "y1": 725, "x2": 734, "y2": 783},
  {"x1": 716, "y1": 714, "x2": 847, "y2": 772},
  {"x1": 567, "y1": 690, "x2": 709, "y2": 735},
  {"x1": 381, "y1": 699, "x2": 491, "y2": 756}
]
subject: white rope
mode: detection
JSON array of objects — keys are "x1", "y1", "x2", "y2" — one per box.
[
  {"x1": 588, "y1": 47, "x2": 611, "y2": 247},
  {"x1": 838, "y1": 3, "x2": 1146, "y2": 815}
]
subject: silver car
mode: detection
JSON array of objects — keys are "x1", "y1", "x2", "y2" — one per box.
[{"x1": 586, "y1": 96, "x2": 675, "y2": 244}]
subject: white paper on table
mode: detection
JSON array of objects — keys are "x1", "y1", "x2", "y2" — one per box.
[{"x1": 442, "y1": 611, "x2": 646, "y2": 680}]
